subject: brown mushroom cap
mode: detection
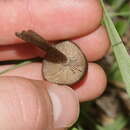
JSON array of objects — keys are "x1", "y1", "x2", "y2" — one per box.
[{"x1": 42, "y1": 41, "x2": 88, "y2": 85}]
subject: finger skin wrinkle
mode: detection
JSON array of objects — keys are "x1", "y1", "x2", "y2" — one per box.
[
  {"x1": 0, "y1": 77, "x2": 46, "y2": 129},
  {"x1": 13, "y1": 78, "x2": 42, "y2": 128},
  {"x1": 13, "y1": 82, "x2": 26, "y2": 124}
]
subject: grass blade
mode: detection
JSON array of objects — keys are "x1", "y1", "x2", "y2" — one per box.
[
  {"x1": 0, "y1": 61, "x2": 32, "y2": 75},
  {"x1": 100, "y1": 0, "x2": 130, "y2": 96},
  {"x1": 0, "y1": 58, "x2": 41, "y2": 75}
]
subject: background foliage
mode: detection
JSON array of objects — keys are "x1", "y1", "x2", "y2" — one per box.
[
  {"x1": 70, "y1": 0, "x2": 130, "y2": 130},
  {"x1": 0, "y1": 0, "x2": 130, "y2": 130}
]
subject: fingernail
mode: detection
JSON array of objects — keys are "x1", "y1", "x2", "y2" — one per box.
[{"x1": 47, "y1": 85, "x2": 79, "y2": 128}]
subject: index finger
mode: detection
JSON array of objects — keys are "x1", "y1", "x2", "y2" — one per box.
[{"x1": 0, "y1": 0, "x2": 102, "y2": 45}]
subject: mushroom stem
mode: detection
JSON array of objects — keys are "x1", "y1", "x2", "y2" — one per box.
[{"x1": 15, "y1": 30, "x2": 67, "y2": 63}]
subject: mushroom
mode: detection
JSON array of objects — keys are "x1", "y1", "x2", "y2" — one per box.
[{"x1": 16, "y1": 30, "x2": 88, "y2": 85}]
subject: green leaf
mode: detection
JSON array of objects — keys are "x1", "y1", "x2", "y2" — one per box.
[
  {"x1": 119, "y1": 4, "x2": 130, "y2": 14},
  {"x1": 71, "y1": 128, "x2": 79, "y2": 130},
  {"x1": 108, "y1": 63, "x2": 123, "y2": 82},
  {"x1": 111, "y1": 0, "x2": 125, "y2": 10},
  {"x1": 96, "y1": 115, "x2": 127, "y2": 130},
  {"x1": 101, "y1": 0, "x2": 130, "y2": 96},
  {"x1": 115, "y1": 20, "x2": 129, "y2": 36},
  {"x1": 110, "y1": 12, "x2": 130, "y2": 17}
]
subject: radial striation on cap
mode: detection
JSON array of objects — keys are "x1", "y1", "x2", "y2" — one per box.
[{"x1": 43, "y1": 41, "x2": 88, "y2": 85}]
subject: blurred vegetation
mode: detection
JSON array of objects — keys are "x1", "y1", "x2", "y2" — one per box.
[
  {"x1": 70, "y1": 0, "x2": 130, "y2": 130},
  {"x1": 0, "y1": 0, "x2": 130, "y2": 130}
]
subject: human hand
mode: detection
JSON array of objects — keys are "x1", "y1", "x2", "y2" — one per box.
[{"x1": 0, "y1": 0, "x2": 109, "y2": 130}]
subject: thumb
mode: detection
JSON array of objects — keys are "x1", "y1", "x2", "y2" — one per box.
[{"x1": 0, "y1": 76, "x2": 79, "y2": 130}]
